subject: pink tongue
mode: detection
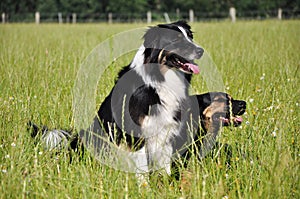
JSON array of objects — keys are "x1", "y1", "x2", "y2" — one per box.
[
  {"x1": 184, "y1": 63, "x2": 200, "y2": 74},
  {"x1": 235, "y1": 117, "x2": 243, "y2": 123}
]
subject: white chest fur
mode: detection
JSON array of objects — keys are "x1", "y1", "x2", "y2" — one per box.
[{"x1": 130, "y1": 45, "x2": 189, "y2": 173}]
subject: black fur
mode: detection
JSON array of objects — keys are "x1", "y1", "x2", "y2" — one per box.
[
  {"x1": 79, "y1": 21, "x2": 203, "y2": 168},
  {"x1": 31, "y1": 21, "x2": 245, "y2": 175}
]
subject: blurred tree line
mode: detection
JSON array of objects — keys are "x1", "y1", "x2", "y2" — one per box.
[{"x1": 1, "y1": 0, "x2": 299, "y2": 18}]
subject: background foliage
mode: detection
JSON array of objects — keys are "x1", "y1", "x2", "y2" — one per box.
[{"x1": 1, "y1": 0, "x2": 300, "y2": 19}]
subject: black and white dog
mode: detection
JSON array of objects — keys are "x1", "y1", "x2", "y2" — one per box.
[
  {"x1": 30, "y1": 21, "x2": 205, "y2": 174},
  {"x1": 84, "y1": 20, "x2": 203, "y2": 174}
]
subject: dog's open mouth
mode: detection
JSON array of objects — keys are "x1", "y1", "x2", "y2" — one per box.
[
  {"x1": 167, "y1": 53, "x2": 200, "y2": 74},
  {"x1": 221, "y1": 116, "x2": 243, "y2": 127}
]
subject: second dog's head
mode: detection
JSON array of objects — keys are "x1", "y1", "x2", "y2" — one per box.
[
  {"x1": 196, "y1": 92, "x2": 247, "y2": 133},
  {"x1": 142, "y1": 21, "x2": 204, "y2": 78}
]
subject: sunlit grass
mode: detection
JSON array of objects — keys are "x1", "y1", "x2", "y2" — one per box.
[{"x1": 0, "y1": 20, "x2": 299, "y2": 198}]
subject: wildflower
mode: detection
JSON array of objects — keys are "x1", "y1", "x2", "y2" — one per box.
[
  {"x1": 39, "y1": 151, "x2": 43, "y2": 155},
  {"x1": 140, "y1": 181, "x2": 148, "y2": 188},
  {"x1": 11, "y1": 142, "x2": 16, "y2": 147},
  {"x1": 249, "y1": 98, "x2": 254, "y2": 103},
  {"x1": 222, "y1": 196, "x2": 229, "y2": 199},
  {"x1": 260, "y1": 73, "x2": 265, "y2": 80},
  {"x1": 271, "y1": 131, "x2": 276, "y2": 137},
  {"x1": 2, "y1": 169, "x2": 7, "y2": 173},
  {"x1": 9, "y1": 96, "x2": 14, "y2": 101},
  {"x1": 225, "y1": 173, "x2": 229, "y2": 179},
  {"x1": 245, "y1": 121, "x2": 250, "y2": 125},
  {"x1": 33, "y1": 95, "x2": 37, "y2": 99},
  {"x1": 5, "y1": 154, "x2": 10, "y2": 159},
  {"x1": 266, "y1": 106, "x2": 273, "y2": 111}
]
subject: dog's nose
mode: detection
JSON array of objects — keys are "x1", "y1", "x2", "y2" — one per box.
[{"x1": 196, "y1": 47, "x2": 204, "y2": 58}]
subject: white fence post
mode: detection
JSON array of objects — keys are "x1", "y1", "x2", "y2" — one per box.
[
  {"x1": 229, "y1": 7, "x2": 236, "y2": 22},
  {"x1": 176, "y1": 8, "x2": 180, "y2": 19},
  {"x1": 189, "y1": 9, "x2": 194, "y2": 23},
  {"x1": 35, "y1": 12, "x2": 40, "y2": 24},
  {"x1": 72, "y1": 13, "x2": 76, "y2": 24},
  {"x1": 58, "y1": 12, "x2": 63, "y2": 24},
  {"x1": 278, "y1": 8, "x2": 282, "y2": 20},
  {"x1": 108, "y1": 12, "x2": 112, "y2": 24},
  {"x1": 147, "y1": 11, "x2": 151, "y2": 24},
  {"x1": 2, "y1": 13, "x2": 5, "y2": 24},
  {"x1": 164, "y1": 12, "x2": 170, "y2": 23}
]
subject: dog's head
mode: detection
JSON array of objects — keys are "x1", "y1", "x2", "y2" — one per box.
[
  {"x1": 196, "y1": 92, "x2": 247, "y2": 132},
  {"x1": 143, "y1": 21, "x2": 203, "y2": 76}
]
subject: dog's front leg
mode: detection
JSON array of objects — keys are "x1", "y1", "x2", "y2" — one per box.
[{"x1": 145, "y1": 136, "x2": 173, "y2": 175}]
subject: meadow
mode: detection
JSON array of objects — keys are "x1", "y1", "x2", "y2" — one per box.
[{"x1": 0, "y1": 20, "x2": 299, "y2": 198}]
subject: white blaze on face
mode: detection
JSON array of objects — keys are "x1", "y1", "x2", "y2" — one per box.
[
  {"x1": 178, "y1": 26, "x2": 193, "y2": 43},
  {"x1": 178, "y1": 26, "x2": 202, "y2": 61}
]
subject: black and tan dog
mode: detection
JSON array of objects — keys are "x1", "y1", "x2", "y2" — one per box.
[
  {"x1": 195, "y1": 91, "x2": 246, "y2": 158},
  {"x1": 171, "y1": 92, "x2": 246, "y2": 179}
]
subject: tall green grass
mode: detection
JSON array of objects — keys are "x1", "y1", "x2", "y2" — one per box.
[{"x1": 0, "y1": 21, "x2": 299, "y2": 198}]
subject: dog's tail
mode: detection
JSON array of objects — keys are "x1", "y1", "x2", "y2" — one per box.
[{"x1": 28, "y1": 121, "x2": 75, "y2": 151}]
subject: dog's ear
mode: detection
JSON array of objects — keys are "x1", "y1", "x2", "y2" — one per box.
[
  {"x1": 196, "y1": 93, "x2": 212, "y2": 113},
  {"x1": 170, "y1": 21, "x2": 193, "y2": 39},
  {"x1": 198, "y1": 93, "x2": 212, "y2": 106},
  {"x1": 202, "y1": 95, "x2": 212, "y2": 105}
]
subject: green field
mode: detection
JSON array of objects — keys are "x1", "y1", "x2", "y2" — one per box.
[{"x1": 0, "y1": 20, "x2": 299, "y2": 198}]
